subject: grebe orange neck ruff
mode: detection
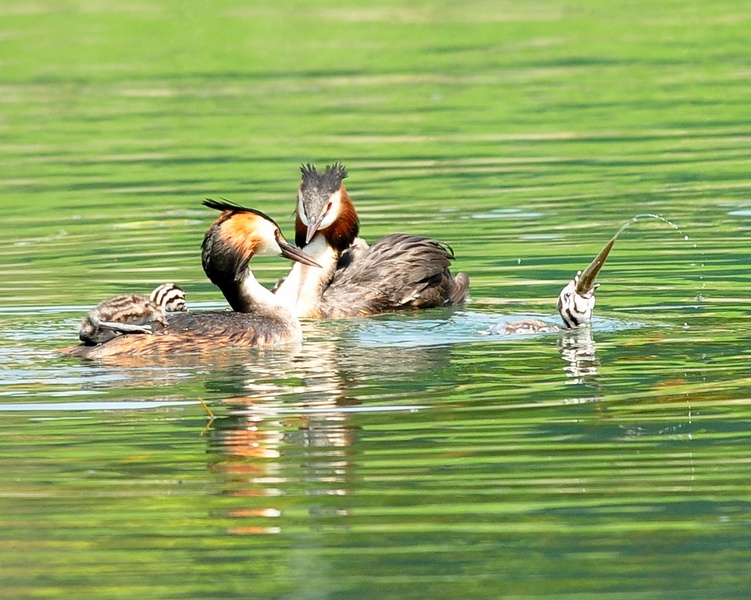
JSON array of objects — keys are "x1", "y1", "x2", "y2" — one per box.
[{"x1": 65, "y1": 201, "x2": 321, "y2": 359}]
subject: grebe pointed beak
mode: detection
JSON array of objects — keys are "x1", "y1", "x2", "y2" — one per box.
[
  {"x1": 557, "y1": 232, "x2": 619, "y2": 328},
  {"x1": 278, "y1": 239, "x2": 322, "y2": 268},
  {"x1": 576, "y1": 235, "x2": 616, "y2": 295},
  {"x1": 305, "y1": 214, "x2": 325, "y2": 245}
]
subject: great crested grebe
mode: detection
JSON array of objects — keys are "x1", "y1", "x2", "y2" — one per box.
[
  {"x1": 490, "y1": 231, "x2": 615, "y2": 335},
  {"x1": 65, "y1": 202, "x2": 321, "y2": 359},
  {"x1": 273, "y1": 163, "x2": 470, "y2": 318},
  {"x1": 78, "y1": 282, "x2": 187, "y2": 345}
]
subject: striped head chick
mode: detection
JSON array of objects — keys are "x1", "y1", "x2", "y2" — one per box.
[
  {"x1": 557, "y1": 234, "x2": 616, "y2": 328},
  {"x1": 150, "y1": 283, "x2": 188, "y2": 313},
  {"x1": 78, "y1": 292, "x2": 169, "y2": 346}
]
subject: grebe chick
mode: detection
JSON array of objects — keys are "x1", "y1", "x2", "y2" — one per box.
[
  {"x1": 489, "y1": 231, "x2": 616, "y2": 335},
  {"x1": 274, "y1": 163, "x2": 470, "y2": 318},
  {"x1": 65, "y1": 204, "x2": 321, "y2": 360},
  {"x1": 150, "y1": 282, "x2": 188, "y2": 313},
  {"x1": 78, "y1": 283, "x2": 187, "y2": 345}
]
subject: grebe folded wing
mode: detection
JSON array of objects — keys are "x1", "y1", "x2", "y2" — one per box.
[
  {"x1": 66, "y1": 309, "x2": 300, "y2": 358},
  {"x1": 318, "y1": 233, "x2": 469, "y2": 317}
]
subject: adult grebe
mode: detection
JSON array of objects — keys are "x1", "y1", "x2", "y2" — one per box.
[
  {"x1": 273, "y1": 163, "x2": 470, "y2": 318},
  {"x1": 78, "y1": 282, "x2": 187, "y2": 344},
  {"x1": 65, "y1": 202, "x2": 321, "y2": 359}
]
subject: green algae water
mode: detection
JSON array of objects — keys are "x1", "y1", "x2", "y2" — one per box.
[{"x1": 2, "y1": 1, "x2": 751, "y2": 598}]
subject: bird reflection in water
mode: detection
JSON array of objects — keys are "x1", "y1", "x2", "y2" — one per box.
[
  {"x1": 203, "y1": 327, "x2": 453, "y2": 535},
  {"x1": 558, "y1": 326, "x2": 599, "y2": 386}
]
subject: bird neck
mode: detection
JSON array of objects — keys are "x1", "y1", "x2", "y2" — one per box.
[
  {"x1": 221, "y1": 267, "x2": 293, "y2": 319},
  {"x1": 274, "y1": 234, "x2": 340, "y2": 318}
]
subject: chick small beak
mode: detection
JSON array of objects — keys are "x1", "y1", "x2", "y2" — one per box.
[
  {"x1": 278, "y1": 239, "x2": 322, "y2": 268},
  {"x1": 576, "y1": 235, "x2": 616, "y2": 295}
]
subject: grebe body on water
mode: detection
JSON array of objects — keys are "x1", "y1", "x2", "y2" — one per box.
[
  {"x1": 273, "y1": 163, "x2": 470, "y2": 318},
  {"x1": 78, "y1": 283, "x2": 187, "y2": 345},
  {"x1": 65, "y1": 202, "x2": 320, "y2": 359}
]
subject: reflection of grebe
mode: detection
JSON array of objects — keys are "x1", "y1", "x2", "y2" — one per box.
[
  {"x1": 78, "y1": 283, "x2": 187, "y2": 344},
  {"x1": 273, "y1": 163, "x2": 470, "y2": 317},
  {"x1": 65, "y1": 203, "x2": 320, "y2": 359}
]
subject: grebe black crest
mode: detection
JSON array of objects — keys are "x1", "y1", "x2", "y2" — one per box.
[
  {"x1": 273, "y1": 162, "x2": 469, "y2": 318},
  {"x1": 65, "y1": 202, "x2": 321, "y2": 360},
  {"x1": 201, "y1": 198, "x2": 322, "y2": 312},
  {"x1": 296, "y1": 163, "x2": 358, "y2": 252},
  {"x1": 78, "y1": 283, "x2": 187, "y2": 345}
]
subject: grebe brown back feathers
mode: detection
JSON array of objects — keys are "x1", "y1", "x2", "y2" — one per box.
[
  {"x1": 274, "y1": 163, "x2": 470, "y2": 318},
  {"x1": 65, "y1": 203, "x2": 320, "y2": 359}
]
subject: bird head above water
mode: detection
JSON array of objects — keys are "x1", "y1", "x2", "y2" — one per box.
[
  {"x1": 202, "y1": 198, "x2": 321, "y2": 311},
  {"x1": 295, "y1": 163, "x2": 360, "y2": 252},
  {"x1": 557, "y1": 235, "x2": 616, "y2": 328},
  {"x1": 149, "y1": 283, "x2": 188, "y2": 313}
]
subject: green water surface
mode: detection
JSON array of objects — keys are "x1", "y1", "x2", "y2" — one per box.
[{"x1": 1, "y1": 1, "x2": 751, "y2": 598}]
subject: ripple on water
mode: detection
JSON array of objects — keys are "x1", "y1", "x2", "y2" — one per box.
[
  {"x1": 468, "y1": 208, "x2": 544, "y2": 219},
  {"x1": 347, "y1": 309, "x2": 642, "y2": 349}
]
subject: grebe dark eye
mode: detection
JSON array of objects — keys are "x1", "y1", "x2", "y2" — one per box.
[{"x1": 327, "y1": 202, "x2": 332, "y2": 211}]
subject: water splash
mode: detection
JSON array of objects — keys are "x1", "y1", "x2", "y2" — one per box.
[
  {"x1": 614, "y1": 213, "x2": 689, "y2": 242},
  {"x1": 600, "y1": 213, "x2": 705, "y2": 301}
]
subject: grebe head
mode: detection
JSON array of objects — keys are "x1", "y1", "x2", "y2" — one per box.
[
  {"x1": 202, "y1": 198, "x2": 321, "y2": 289},
  {"x1": 150, "y1": 283, "x2": 187, "y2": 312},
  {"x1": 296, "y1": 163, "x2": 359, "y2": 250},
  {"x1": 557, "y1": 273, "x2": 597, "y2": 328},
  {"x1": 557, "y1": 235, "x2": 615, "y2": 328}
]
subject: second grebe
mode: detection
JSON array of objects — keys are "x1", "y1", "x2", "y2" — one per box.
[
  {"x1": 78, "y1": 283, "x2": 187, "y2": 344},
  {"x1": 274, "y1": 163, "x2": 470, "y2": 318},
  {"x1": 65, "y1": 203, "x2": 321, "y2": 359}
]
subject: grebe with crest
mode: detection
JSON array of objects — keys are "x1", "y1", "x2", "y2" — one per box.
[
  {"x1": 65, "y1": 201, "x2": 321, "y2": 359},
  {"x1": 269, "y1": 163, "x2": 469, "y2": 317}
]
